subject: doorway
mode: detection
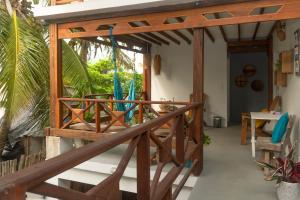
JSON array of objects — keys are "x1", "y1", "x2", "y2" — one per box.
[{"x1": 229, "y1": 52, "x2": 269, "y2": 124}]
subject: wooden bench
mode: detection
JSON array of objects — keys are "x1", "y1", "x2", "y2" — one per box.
[{"x1": 256, "y1": 115, "x2": 295, "y2": 176}]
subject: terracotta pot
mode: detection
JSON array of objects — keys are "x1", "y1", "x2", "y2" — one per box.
[{"x1": 277, "y1": 182, "x2": 300, "y2": 200}]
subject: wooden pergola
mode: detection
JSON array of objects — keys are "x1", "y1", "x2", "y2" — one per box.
[{"x1": 1, "y1": 0, "x2": 300, "y2": 199}]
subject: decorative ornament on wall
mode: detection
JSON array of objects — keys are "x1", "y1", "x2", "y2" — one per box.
[
  {"x1": 243, "y1": 64, "x2": 256, "y2": 77},
  {"x1": 251, "y1": 80, "x2": 264, "y2": 92},
  {"x1": 276, "y1": 21, "x2": 286, "y2": 42},
  {"x1": 154, "y1": 54, "x2": 161, "y2": 75},
  {"x1": 235, "y1": 74, "x2": 248, "y2": 88}
]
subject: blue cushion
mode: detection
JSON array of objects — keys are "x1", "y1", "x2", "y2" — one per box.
[{"x1": 272, "y1": 112, "x2": 289, "y2": 143}]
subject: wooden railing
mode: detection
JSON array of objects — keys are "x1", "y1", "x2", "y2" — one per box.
[
  {"x1": 0, "y1": 102, "x2": 201, "y2": 200},
  {"x1": 56, "y1": 97, "x2": 191, "y2": 139},
  {"x1": 84, "y1": 91, "x2": 146, "y2": 101}
]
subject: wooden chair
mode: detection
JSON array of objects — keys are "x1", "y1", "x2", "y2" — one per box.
[
  {"x1": 256, "y1": 115, "x2": 295, "y2": 176},
  {"x1": 241, "y1": 96, "x2": 281, "y2": 145}
]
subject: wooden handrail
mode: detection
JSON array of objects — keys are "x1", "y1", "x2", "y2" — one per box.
[
  {"x1": 58, "y1": 98, "x2": 191, "y2": 134},
  {"x1": 0, "y1": 102, "x2": 201, "y2": 200},
  {"x1": 59, "y1": 97, "x2": 191, "y2": 105}
]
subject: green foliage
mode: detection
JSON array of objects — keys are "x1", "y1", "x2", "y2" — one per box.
[
  {"x1": 0, "y1": 4, "x2": 91, "y2": 145},
  {"x1": 87, "y1": 59, "x2": 142, "y2": 95},
  {"x1": 203, "y1": 134, "x2": 212, "y2": 145}
]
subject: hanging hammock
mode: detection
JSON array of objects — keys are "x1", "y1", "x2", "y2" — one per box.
[{"x1": 109, "y1": 27, "x2": 136, "y2": 121}]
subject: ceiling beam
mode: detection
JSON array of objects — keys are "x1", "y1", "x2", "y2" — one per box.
[
  {"x1": 157, "y1": 31, "x2": 181, "y2": 45},
  {"x1": 267, "y1": 21, "x2": 279, "y2": 39},
  {"x1": 214, "y1": 13, "x2": 228, "y2": 42},
  {"x1": 47, "y1": 0, "x2": 258, "y2": 24},
  {"x1": 113, "y1": 35, "x2": 151, "y2": 47},
  {"x1": 228, "y1": 40, "x2": 269, "y2": 53},
  {"x1": 175, "y1": 17, "x2": 194, "y2": 35},
  {"x1": 82, "y1": 37, "x2": 149, "y2": 54},
  {"x1": 129, "y1": 22, "x2": 169, "y2": 45},
  {"x1": 176, "y1": 17, "x2": 215, "y2": 43},
  {"x1": 134, "y1": 33, "x2": 162, "y2": 46},
  {"x1": 57, "y1": 0, "x2": 300, "y2": 39},
  {"x1": 204, "y1": 28, "x2": 215, "y2": 43},
  {"x1": 164, "y1": 19, "x2": 191, "y2": 44},
  {"x1": 252, "y1": 8, "x2": 265, "y2": 40},
  {"x1": 172, "y1": 30, "x2": 191, "y2": 44},
  {"x1": 146, "y1": 32, "x2": 170, "y2": 45}
]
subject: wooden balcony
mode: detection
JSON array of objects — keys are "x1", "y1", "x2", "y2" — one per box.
[{"x1": 0, "y1": 97, "x2": 202, "y2": 199}]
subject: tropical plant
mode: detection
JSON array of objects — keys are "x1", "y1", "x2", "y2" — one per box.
[
  {"x1": 0, "y1": 0, "x2": 91, "y2": 149},
  {"x1": 86, "y1": 59, "x2": 142, "y2": 95},
  {"x1": 256, "y1": 145, "x2": 300, "y2": 184}
]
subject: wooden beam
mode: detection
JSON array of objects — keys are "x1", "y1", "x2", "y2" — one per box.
[
  {"x1": 114, "y1": 35, "x2": 151, "y2": 48},
  {"x1": 214, "y1": 13, "x2": 228, "y2": 42},
  {"x1": 204, "y1": 28, "x2": 215, "y2": 43},
  {"x1": 157, "y1": 31, "x2": 181, "y2": 45},
  {"x1": 135, "y1": 33, "x2": 162, "y2": 46},
  {"x1": 57, "y1": 0, "x2": 300, "y2": 39},
  {"x1": 172, "y1": 30, "x2": 191, "y2": 44},
  {"x1": 47, "y1": 0, "x2": 257, "y2": 23},
  {"x1": 228, "y1": 40, "x2": 269, "y2": 53},
  {"x1": 130, "y1": 22, "x2": 170, "y2": 45},
  {"x1": 267, "y1": 21, "x2": 279, "y2": 39},
  {"x1": 83, "y1": 37, "x2": 148, "y2": 54},
  {"x1": 137, "y1": 132, "x2": 150, "y2": 200},
  {"x1": 252, "y1": 8, "x2": 265, "y2": 40},
  {"x1": 146, "y1": 32, "x2": 170, "y2": 45},
  {"x1": 192, "y1": 28, "x2": 204, "y2": 175},
  {"x1": 143, "y1": 53, "x2": 152, "y2": 100},
  {"x1": 176, "y1": 18, "x2": 215, "y2": 43},
  {"x1": 49, "y1": 24, "x2": 63, "y2": 129},
  {"x1": 175, "y1": 17, "x2": 194, "y2": 36}
]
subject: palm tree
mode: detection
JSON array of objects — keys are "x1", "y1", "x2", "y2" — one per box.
[{"x1": 0, "y1": 0, "x2": 91, "y2": 151}]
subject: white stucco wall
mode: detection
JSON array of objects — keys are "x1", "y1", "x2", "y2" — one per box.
[
  {"x1": 151, "y1": 35, "x2": 228, "y2": 127},
  {"x1": 272, "y1": 19, "x2": 300, "y2": 160}
]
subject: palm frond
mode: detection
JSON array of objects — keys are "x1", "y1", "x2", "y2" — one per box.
[
  {"x1": 62, "y1": 40, "x2": 92, "y2": 97},
  {"x1": 0, "y1": 6, "x2": 9, "y2": 73},
  {"x1": 0, "y1": 10, "x2": 48, "y2": 124}
]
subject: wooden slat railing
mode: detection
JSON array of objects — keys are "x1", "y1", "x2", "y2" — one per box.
[
  {"x1": 58, "y1": 97, "x2": 191, "y2": 135},
  {"x1": 0, "y1": 102, "x2": 201, "y2": 200}
]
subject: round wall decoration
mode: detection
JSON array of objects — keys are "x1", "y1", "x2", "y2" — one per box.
[
  {"x1": 243, "y1": 64, "x2": 256, "y2": 77},
  {"x1": 251, "y1": 80, "x2": 264, "y2": 92},
  {"x1": 235, "y1": 74, "x2": 248, "y2": 87}
]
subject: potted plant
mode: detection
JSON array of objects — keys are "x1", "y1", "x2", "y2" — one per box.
[{"x1": 257, "y1": 146, "x2": 300, "y2": 200}]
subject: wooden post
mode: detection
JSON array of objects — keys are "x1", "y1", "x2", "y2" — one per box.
[
  {"x1": 192, "y1": 28, "x2": 204, "y2": 175},
  {"x1": 137, "y1": 132, "x2": 150, "y2": 200},
  {"x1": 138, "y1": 103, "x2": 143, "y2": 124},
  {"x1": 176, "y1": 115, "x2": 184, "y2": 164},
  {"x1": 143, "y1": 51, "x2": 151, "y2": 100},
  {"x1": 95, "y1": 103, "x2": 101, "y2": 133},
  {"x1": 49, "y1": 24, "x2": 63, "y2": 129},
  {"x1": 162, "y1": 188, "x2": 172, "y2": 200}
]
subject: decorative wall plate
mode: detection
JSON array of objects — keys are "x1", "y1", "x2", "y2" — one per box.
[
  {"x1": 251, "y1": 80, "x2": 264, "y2": 92},
  {"x1": 243, "y1": 64, "x2": 256, "y2": 77},
  {"x1": 235, "y1": 74, "x2": 248, "y2": 87}
]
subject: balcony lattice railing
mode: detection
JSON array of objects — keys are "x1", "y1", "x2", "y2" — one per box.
[{"x1": 0, "y1": 101, "x2": 202, "y2": 200}]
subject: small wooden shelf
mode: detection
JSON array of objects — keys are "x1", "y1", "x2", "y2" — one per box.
[{"x1": 281, "y1": 50, "x2": 294, "y2": 74}]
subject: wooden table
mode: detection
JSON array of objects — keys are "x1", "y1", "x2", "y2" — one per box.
[{"x1": 250, "y1": 112, "x2": 281, "y2": 158}]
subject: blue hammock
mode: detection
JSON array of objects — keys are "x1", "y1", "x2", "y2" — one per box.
[{"x1": 109, "y1": 28, "x2": 136, "y2": 121}]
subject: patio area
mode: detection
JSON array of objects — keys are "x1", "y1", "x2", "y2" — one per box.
[{"x1": 189, "y1": 126, "x2": 276, "y2": 200}]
